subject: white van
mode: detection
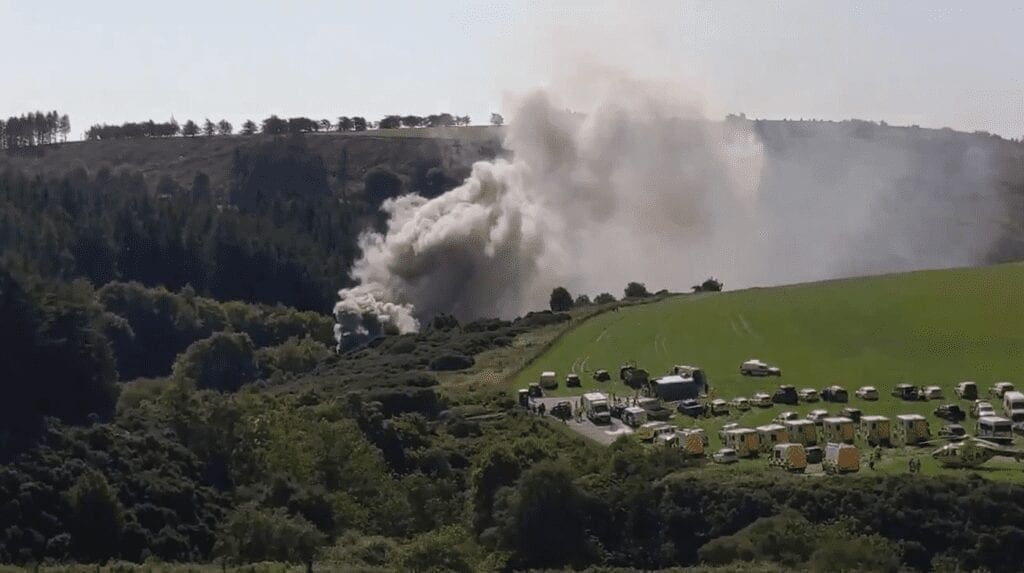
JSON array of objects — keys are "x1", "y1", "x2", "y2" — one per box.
[
  {"x1": 977, "y1": 416, "x2": 1013, "y2": 444},
  {"x1": 1002, "y1": 391, "x2": 1024, "y2": 423}
]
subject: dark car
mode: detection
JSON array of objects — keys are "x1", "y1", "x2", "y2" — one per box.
[
  {"x1": 934, "y1": 403, "x2": 966, "y2": 422},
  {"x1": 610, "y1": 402, "x2": 627, "y2": 419},
  {"x1": 840, "y1": 407, "x2": 862, "y2": 423},
  {"x1": 593, "y1": 369, "x2": 611, "y2": 382},
  {"x1": 566, "y1": 373, "x2": 581, "y2": 388},
  {"x1": 550, "y1": 401, "x2": 572, "y2": 420},
  {"x1": 892, "y1": 384, "x2": 921, "y2": 401},
  {"x1": 528, "y1": 383, "x2": 543, "y2": 398},
  {"x1": 677, "y1": 399, "x2": 704, "y2": 418},
  {"x1": 772, "y1": 385, "x2": 799, "y2": 405},
  {"x1": 821, "y1": 385, "x2": 849, "y2": 403}
]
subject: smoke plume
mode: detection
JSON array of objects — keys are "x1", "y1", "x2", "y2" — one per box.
[{"x1": 335, "y1": 77, "x2": 1007, "y2": 342}]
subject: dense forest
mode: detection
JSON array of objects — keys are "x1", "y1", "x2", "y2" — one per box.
[{"x1": 0, "y1": 111, "x2": 71, "y2": 150}]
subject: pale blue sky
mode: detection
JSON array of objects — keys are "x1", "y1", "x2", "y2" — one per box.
[{"x1": 2, "y1": 1, "x2": 1022, "y2": 138}]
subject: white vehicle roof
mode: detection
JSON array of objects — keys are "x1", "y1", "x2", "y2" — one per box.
[
  {"x1": 896, "y1": 414, "x2": 926, "y2": 421},
  {"x1": 582, "y1": 392, "x2": 608, "y2": 401},
  {"x1": 859, "y1": 386, "x2": 877, "y2": 391},
  {"x1": 541, "y1": 371, "x2": 556, "y2": 377},
  {"x1": 624, "y1": 406, "x2": 646, "y2": 414},
  {"x1": 640, "y1": 421, "x2": 671, "y2": 429},
  {"x1": 711, "y1": 399, "x2": 728, "y2": 405},
  {"x1": 924, "y1": 385, "x2": 942, "y2": 391},
  {"x1": 979, "y1": 415, "x2": 1011, "y2": 424},
  {"x1": 785, "y1": 419, "x2": 814, "y2": 426},
  {"x1": 861, "y1": 415, "x2": 890, "y2": 422},
  {"x1": 756, "y1": 424, "x2": 786, "y2": 432},
  {"x1": 754, "y1": 392, "x2": 771, "y2": 398},
  {"x1": 1004, "y1": 391, "x2": 1024, "y2": 399},
  {"x1": 733, "y1": 396, "x2": 749, "y2": 402},
  {"x1": 823, "y1": 416, "x2": 853, "y2": 424},
  {"x1": 724, "y1": 427, "x2": 755, "y2": 435},
  {"x1": 657, "y1": 375, "x2": 690, "y2": 384},
  {"x1": 716, "y1": 448, "x2": 737, "y2": 454}
]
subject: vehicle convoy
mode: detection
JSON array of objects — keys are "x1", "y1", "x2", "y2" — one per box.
[
  {"x1": 821, "y1": 385, "x2": 849, "y2": 403},
  {"x1": 622, "y1": 406, "x2": 647, "y2": 428},
  {"x1": 855, "y1": 386, "x2": 879, "y2": 400},
  {"x1": 740, "y1": 359, "x2": 781, "y2": 377},
  {"x1": 977, "y1": 416, "x2": 1014, "y2": 444},
  {"x1": 955, "y1": 381, "x2": 978, "y2": 400},
  {"x1": 990, "y1": 382, "x2": 1016, "y2": 399},
  {"x1": 539, "y1": 371, "x2": 558, "y2": 390},
  {"x1": 858, "y1": 415, "x2": 892, "y2": 447},
  {"x1": 769, "y1": 443, "x2": 808, "y2": 472},
  {"x1": 934, "y1": 403, "x2": 966, "y2": 422},
  {"x1": 581, "y1": 392, "x2": 611, "y2": 425},
  {"x1": 1002, "y1": 390, "x2": 1024, "y2": 422},
  {"x1": 566, "y1": 373, "x2": 581, "y2": 388},
  {"x1": 932, "y1": 437, "x2": 1024, "y2": 468},
  {"x1": 894, "y1": 414, "x2": 931, "y2": 446},
  {"x1": 772, "y1": 385, "x2": 799, "y2": 405},
  {"x1": 823, "y1": 443, "x2": 860, "y2": 473}
]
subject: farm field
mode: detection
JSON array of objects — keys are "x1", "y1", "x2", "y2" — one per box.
[{"x1": 510, "y1": 263, "x2": 1024, "y2": 481}]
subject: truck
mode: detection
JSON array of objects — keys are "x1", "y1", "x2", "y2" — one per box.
[
  {"x1": 740, "y1": 359, "x2": 781, "y2": 377},
  {"x1": 622, "y1": 406, "x2": 648, "y2": 428},
  {"x1": 823, "y1": 442, "x2": 860, "y2": 474},
  {"x1": 581, "y1": 392, "x2": 611, "y2": 425},
  {"x1": 893, "y1": 414, "x2": 930, "y2": 446},
  {"x1": 769, "y1": 443, "x2": 808, "y2": 472}
]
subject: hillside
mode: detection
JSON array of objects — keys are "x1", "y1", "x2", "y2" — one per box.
[
  {"x1": 0, "y1": 126, "x2": 506, "y2": 198},
  {"x1": 511, "y1": 263, "x2": 1024, "y2": 479}
]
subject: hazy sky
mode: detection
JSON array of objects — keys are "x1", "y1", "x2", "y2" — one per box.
[{"x1": 2, "y1": 1, "x2": 1022, "y2": 139}]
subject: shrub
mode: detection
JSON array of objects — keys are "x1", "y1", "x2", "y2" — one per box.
[
  {"x1": 429, "y1": 353, "x2": 475, "y2": 371},
  {"x1": 172, "y1": 332, "x2": 258, "y2": 391}
]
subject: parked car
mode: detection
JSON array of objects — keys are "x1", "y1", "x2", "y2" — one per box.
[
  {"x1": 892, "y1": 384, "x2": 921, "y2": 401},
  {"x1": 938, "y1": 424, "x2": 967, "y2": 441},
  {"x1": 821, "y1": 385, "x2": 849, "y2": 403},
  {"x1": 807, "y1": 409, "x2": 830, "y2": 425},
  {"x1": 954, "y1": 381, "x2": 978, "y2": 400},
  {"x1": 840, "y1": 407, "x2": 862, "y2": 423},
  {"x1": 855, "y1": 386, "x2": 879, "y2": 400},
  {"x1": 972, "y1": 400, "x2": 996, "y2": 419},
  {"x1": 934, "y1": 403, "x2": 966, "y2": 422},
  {"x1": 730, "y1": 397, "x2": 752, "y2": 411},
  {"x1": 922, "y1": 385, "x2": 944, "y2": 400},
  {"x1": 677, "y1": 399, "x2": 704, "y2": 418},
  {"x1": 798, "y1": 388, "x2": 820, "y2": 403},
  {"x1": 772, "y1": 385, "x2": 799, "y2": 405},
  {"x1": 740, "y1": 359, "x2": 781, "y2": 377},
  {"x1": 751, "y1": 392, "x2": 773, "y2": 408},
  {"x1": 550, "y1": 401, "x2": 572, "y2": 420},
  {"x1": 805, "y1": 446, "x2": 824, "y2": 465},
  {"x1": 593, "y1": 369, "x2": 611, "y2": 382},
  {"x1": 990, "y1": 382, "x2": 1016, "y2": 399},
  {"x1": 774, "y1": 411, "x2": 800, "y2": 424},
  {"x1": 709, "y1": 399, "x2": 730, "y2": 416},
  {"x1": 565, "y1": 373, "x2": 581, "y2": 388},
  {"x1": 712, "y1": 448, "x2": 739, "y2": 464}
]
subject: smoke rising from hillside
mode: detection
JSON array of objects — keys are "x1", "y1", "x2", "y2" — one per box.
[{"x1": 335, "y1": 78, "x2": 1006, "y2": 341}]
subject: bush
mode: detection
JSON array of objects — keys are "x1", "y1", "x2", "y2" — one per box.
[
  {"x1": 214, "y1": 504, "x2": 325, "y2": 564},
  {"x1": 429, "y1": 353, "x2": 475, "y2": 371},
  {"x1": 549, "y1": 287, "x2": 573, "y2": 312},
  {"x1": 594, "y1": 293, "x2": 616, "y2": 305},
  {"x1": 624, "y1": 282, "x2": 650, "y2": 299},
  {"x1": 172, "y1": 332, "x2": 258, "y2": 391}
]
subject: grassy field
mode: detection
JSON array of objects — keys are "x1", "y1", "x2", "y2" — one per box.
[{"x1": 509, "y1": 264, "x2": 1024, "y2": 480}]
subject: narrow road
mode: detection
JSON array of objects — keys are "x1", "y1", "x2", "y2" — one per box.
[{"x1": 532, "y1": 397, "x2": 635, "y2": 445}]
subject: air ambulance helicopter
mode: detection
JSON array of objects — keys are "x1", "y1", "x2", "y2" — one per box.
[{"x1": 930, "y1": 437, "x2": 1024, "y2": 469}]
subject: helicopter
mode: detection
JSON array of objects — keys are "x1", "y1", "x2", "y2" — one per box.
[{"x1": 930, "y1": 437, "x2": 1024, "y2": 469}]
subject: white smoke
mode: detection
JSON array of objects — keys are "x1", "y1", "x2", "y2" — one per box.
[
  {"x1": 334, "y1": 76, "x2": 1007, "y2": 342},
  {"x1": 335, "y1": 79, "x2": 766, "y2": 338}
]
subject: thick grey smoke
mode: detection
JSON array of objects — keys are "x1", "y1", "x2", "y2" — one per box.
[{"x1": 335, "y1": 79, "x2": 1007, "y2": 339}]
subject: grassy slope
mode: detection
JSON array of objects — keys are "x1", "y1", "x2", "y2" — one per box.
[{"x1": 510, "y1": 264, "x2": 1024, "y2": 481}]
